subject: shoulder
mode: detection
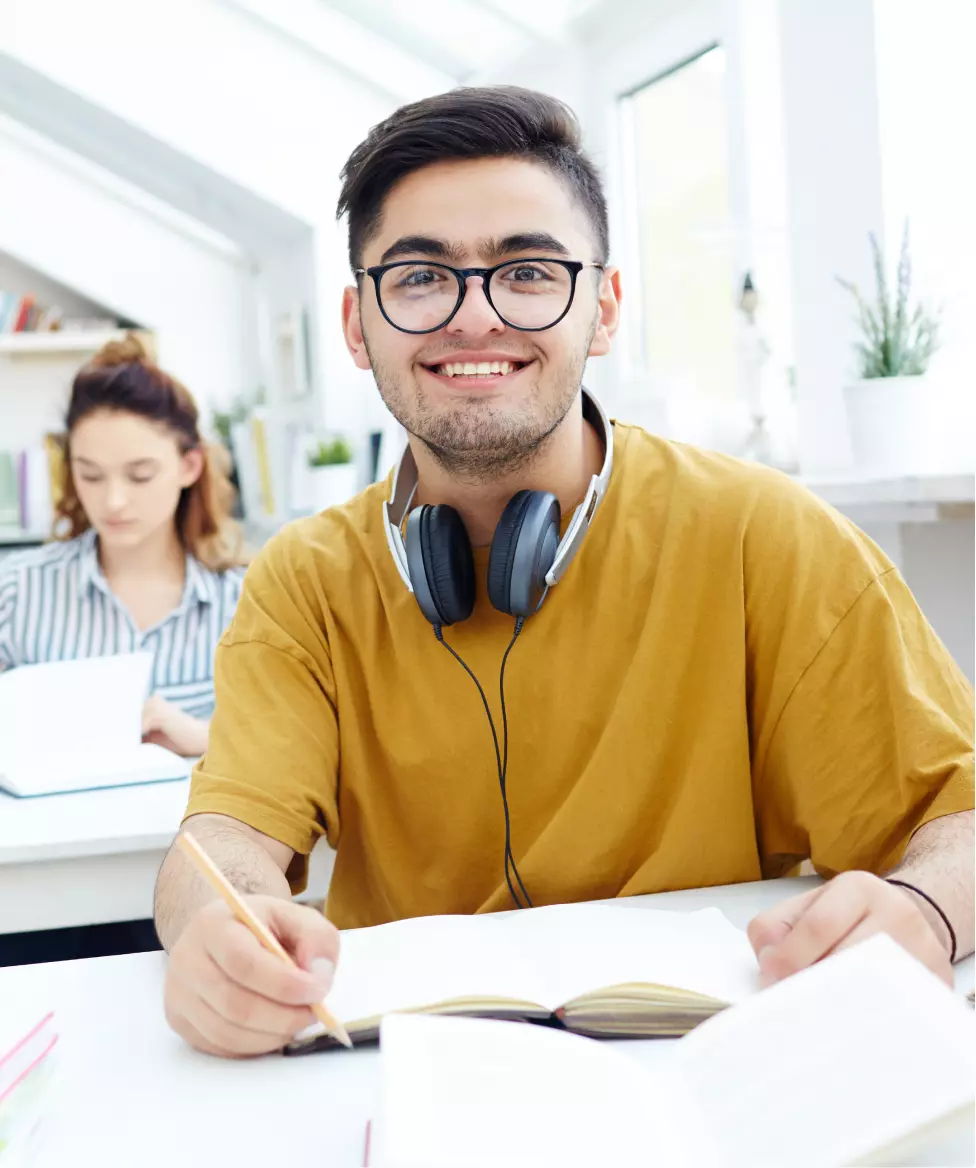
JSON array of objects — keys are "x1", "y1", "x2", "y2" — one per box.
[
  {"x1": 223, "y1": 481, "x2": 390, "y2": 646},
  {"x1": 0, "y1": 535, "x2": 88, "y2": 587}
]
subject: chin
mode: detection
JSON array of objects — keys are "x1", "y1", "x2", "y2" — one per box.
[{"x1": 96, "y1": 524, "x2": 145, "y2": 546}]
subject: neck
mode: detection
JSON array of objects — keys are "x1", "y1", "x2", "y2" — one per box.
[
  {"x1": 412, "y1": 394, "x2": 604, "y2": 547},
  {"x1": 97, "y1": 521, "x2": 186, "y2": 582}
]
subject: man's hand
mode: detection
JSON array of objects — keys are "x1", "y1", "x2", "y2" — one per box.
[
  {"x1": 164, "y1": 895, "x2": 340, "y2": 1057},
  {"x1": 143, "y1": 694, "x2": 208, "y2": 757},
  {"x1": 747, "y1": 870, "x2": 954, "y2": 989}
]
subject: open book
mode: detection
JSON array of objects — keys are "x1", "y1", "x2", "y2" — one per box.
[
  {"x1": 285, "y1": 902, "x2": 760, "y2": 1053},
  {"x1": 370, "y1": 934, "x2": 976, "y2": 1168},
  {"x1": 0, "y1": 653, "x2": 191, "y2": 797}
]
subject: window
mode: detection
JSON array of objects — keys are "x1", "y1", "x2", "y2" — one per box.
[{"x1": 624, "y1": 46, "x2": 736, "y2": 401}]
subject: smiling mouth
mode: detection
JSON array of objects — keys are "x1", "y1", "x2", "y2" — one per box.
[{"x1": 423, "y1": 359, "x2": 532, "y2": 380}]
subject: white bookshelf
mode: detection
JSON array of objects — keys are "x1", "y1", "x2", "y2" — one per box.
[{"x1": 0, "y1": 330, "x2": 128, "y2": 357}]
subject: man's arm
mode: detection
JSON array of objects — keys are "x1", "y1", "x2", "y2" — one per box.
[
  {"x1": 748, "y1": 809, "x2": 974, "y2": 987},
  {"x1": 887, "y1": 808, "x2": 974, "y2": 959},
  {"x1": 154, "y1": 812, "x2": 296, "y2": 951},
  {"x1": 155, "y1": 812, "x2": 340, "y2": 1057}
]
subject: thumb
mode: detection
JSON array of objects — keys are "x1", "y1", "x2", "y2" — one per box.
[
  {"x1": 746, "y1": 884, "x2": 827, "y2": 958},
  {"x1": 265, "y1": 900, "x2": 340, "y2": 993}
]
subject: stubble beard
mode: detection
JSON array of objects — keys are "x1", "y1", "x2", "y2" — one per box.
[{"x1": 364, "y1": 335, "x2": 592, "y2": 482}]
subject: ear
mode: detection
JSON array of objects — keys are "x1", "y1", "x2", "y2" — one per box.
[
  {"x1": 342, "y1": 284, "x2": 373, "y2": 371},
  {"x1": 587, "y1": 267, "x2": 622, "y2": 358},
  {"x1": 179, "y1": 446, "x2": 205, "y2": 489}
]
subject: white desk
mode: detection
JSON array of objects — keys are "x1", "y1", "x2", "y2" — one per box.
[
  {"x1": 1, "y1": 878, "x2": 972, "y2": 1167},
  {"x1": 0, "y1": 782, "x2": 335, "y2": 934}
]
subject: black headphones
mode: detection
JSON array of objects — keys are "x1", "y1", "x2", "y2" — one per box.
[{"x1": 384, "y1": 389, "x2": 614, "y2": 625}]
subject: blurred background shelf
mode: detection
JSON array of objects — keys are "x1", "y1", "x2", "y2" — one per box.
[{"x1": 0, "y1": 330, "x2": 129, "y2": 357}]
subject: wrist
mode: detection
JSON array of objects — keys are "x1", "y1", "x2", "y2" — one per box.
[{"x1": 885, "y1": 877, "x2": 956, "y2": 962}]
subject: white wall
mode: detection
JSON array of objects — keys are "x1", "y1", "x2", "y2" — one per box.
[
  {"x1": 0, "y1": 116, "x2": 249, "y2": 433},
  {"x1": 1, "y1": 0, "x2": 395, "y2": 444}
]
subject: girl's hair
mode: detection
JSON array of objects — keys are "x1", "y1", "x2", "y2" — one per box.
[{"x1": 55, "y1": 331, "x2": 247, "y2": 572}]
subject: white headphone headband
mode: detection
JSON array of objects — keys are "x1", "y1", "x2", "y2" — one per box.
[{"x1": 383, "y1": 388, "x2": 614, "y2": 595}]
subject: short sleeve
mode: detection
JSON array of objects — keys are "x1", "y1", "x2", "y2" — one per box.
[
  {"x1": 754, "y1": 566, "x2": 975, "y2": 878},
  {"x1": 183, "y1": 537, "x2": 339, "y2": 893},
  {"x1": 0, "y1": 565, "x2": 18, "y2": 671}
]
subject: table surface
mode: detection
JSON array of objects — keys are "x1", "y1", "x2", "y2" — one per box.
[{"x1": 2, "y1": 877, "x2": 973, "y2": 1167}]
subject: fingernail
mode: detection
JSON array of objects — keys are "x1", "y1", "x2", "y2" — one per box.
[
  {"x1": 757, "y1": 946, "x2": 775, "y2": 970},
  {"x1": 310, "y1": 957, "x2": 335, "y2": 995}
]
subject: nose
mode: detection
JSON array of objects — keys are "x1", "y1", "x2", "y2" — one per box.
[
  {"x1": 105, "y1": 478, "x2": 130, "y2": 513},
  {"x1": 446, "y1": 276, "x2": 505, "y2": 335}
]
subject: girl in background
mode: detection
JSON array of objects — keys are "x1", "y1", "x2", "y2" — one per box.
[{"x1": 0, "y1": 332, "x2": 247, "y2": 757}]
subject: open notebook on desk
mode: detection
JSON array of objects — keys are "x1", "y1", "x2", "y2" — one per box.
[
  {"x1": 0, "y1": 653, "x2": 191, "y2": 797},
  {"x1": 285, "y1": 902, "x2": 760, "y2": 1053},
  {"x1": 370, "y1": 935, "x2": 976, "y2": 1168}
]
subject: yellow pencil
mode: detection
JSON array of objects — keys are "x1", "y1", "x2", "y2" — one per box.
[{"x1": 177, "y1": 830, "x2": 352, "y2": 1049}]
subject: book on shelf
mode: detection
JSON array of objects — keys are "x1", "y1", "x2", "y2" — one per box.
[
  {"x1": 285, "y1": 901, "x2": 760, "y2": 1054},
  {"x1": 368, "y1": 934, "x2": 976, "y2": 1168},
  {"x1": 0, "y1": 437, "x2": 62, "y2": 540},
  {"x1": 0, "y1": 287, "x2": 117, "y2": 335}
]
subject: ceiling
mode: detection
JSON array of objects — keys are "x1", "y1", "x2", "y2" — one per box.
[{"x1": 220, "y1": 0, "x2": 602, "y2": 101}]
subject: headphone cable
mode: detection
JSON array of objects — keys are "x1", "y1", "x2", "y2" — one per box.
[{"x1": 434, "y1": 619, "x2": 532, "y2": 909}]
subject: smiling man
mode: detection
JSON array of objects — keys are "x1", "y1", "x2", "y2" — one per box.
[{"x1": 154, "y1": 87, "x2": 974, "y2": 1058}]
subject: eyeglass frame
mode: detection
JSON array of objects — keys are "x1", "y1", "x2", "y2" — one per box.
[{"x1": 353, "y1": 258, "x2": 606, "y2": 335}]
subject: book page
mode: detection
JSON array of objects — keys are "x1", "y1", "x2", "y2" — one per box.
[
  {"x1": 373, "y1": 1013, "x2": 723, "y2": 1168},
  {"x1": 0, "y1": 653, "x2": 156, "y2": 794},
  {"x1": 500, "y1": 902, "x2": 760, "y2": 1007},
  {"x1": 327, "y1": 914, "x2": 556, "y2": 1024},
  {"x1": 674, "y1": 934, "x2": 976, "y2": 1168},
  {"x1": 0, "y1": 653, "x2": 152, "y2": 760}
]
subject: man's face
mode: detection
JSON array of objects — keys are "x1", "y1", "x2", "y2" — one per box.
[{"x1": 343, "y1": 157, "x2": 620, "y2": 478}]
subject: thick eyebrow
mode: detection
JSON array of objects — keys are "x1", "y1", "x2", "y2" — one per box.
[
  {"x1": 377, "y1": 231, "x2": 572, "y2": 266},
  {"x1": 379, "y1": 236, "x2": 466, "y2": 264}
]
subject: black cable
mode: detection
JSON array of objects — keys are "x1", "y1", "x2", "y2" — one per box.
[
  {"x1": 434, "y1": 620, "x2": 531, "y2": 909},
  {"x1": 499, "y1": 618, "x2": 532, "y2": 907}
]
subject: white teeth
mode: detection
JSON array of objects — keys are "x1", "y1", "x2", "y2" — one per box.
[{"x1": 434, "y1": 360, "x2": 521, "y2": 376}]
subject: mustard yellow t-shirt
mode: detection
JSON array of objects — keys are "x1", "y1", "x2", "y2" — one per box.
[{"x1": 185, "y1": 422, "x2": 974, "y2": 929}]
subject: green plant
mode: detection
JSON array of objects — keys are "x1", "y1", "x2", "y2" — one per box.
[
  {"x1": 837, "y1": 221, "x2": 940, "y2": 379},
  {"x1": 308, "y1": 436, "x2": 354, "y2": 468},
  {"x1": 211, "y1": 399, "x2": 250, "y2": 447}
]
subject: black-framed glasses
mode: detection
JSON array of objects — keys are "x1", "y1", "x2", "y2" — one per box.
[{"x1": 354, "y1": 258, "x2": 605, "y2": 334}]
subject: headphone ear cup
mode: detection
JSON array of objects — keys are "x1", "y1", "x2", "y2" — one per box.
[
  {"x1": 405, "y1": 504, "x2": 475, "y2": 626},
  {"x1": 487, "y1": 490, "x2": 561, "y2": 617}
]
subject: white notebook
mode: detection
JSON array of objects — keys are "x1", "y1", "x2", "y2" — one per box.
[
  {"x1": 0, "y1": 653, "x2": 191, "y2": 797},
  {"x1": 371, "y1": 934, "x2": 976, "y2": 1168}
]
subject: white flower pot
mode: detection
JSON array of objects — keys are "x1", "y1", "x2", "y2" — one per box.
[
  {"x1": 844, "y1": 375, "x2": 974, "y2": 475},
  {"x1": 308, "y1": 463, "x2": 358, "y2": 512}
]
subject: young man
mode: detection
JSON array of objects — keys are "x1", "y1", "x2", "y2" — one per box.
[{"x1": 154, "y1": 87, "x2": 973, "y2": 1058}]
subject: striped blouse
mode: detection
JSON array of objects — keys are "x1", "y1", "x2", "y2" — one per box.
[{"x1": 0, "y1": 529, "x2": 245, "y2": 718}]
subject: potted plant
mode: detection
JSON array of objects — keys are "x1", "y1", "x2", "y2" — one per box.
[
  {"x1": 838, "y1": 222, "x2": 942, "y2": 472},
  {"x1": 307, "y1": 435, "x2": 357, "y2": 512}
]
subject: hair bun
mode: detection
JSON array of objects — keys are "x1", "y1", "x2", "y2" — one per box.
[{"x1": 89, "y1": 330, "x2": 155, "y2": 369}]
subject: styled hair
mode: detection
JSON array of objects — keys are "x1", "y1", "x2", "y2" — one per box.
[
  {"x1": 336, "y1": 86, "x2": 609, "y2": 269},
  {"x1": 55, "y1": 331, "x2": 246, "y2": 572}
]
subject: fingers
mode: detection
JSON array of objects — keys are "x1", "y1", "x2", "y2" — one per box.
[
  {"x1": 756, "y1": 888, "x2": 868, "y2": 986},
  {"x1": 265, "y1": 899, "x2": 341, "y2": 980},
  {"x1": 205, "y1": 914, "x2": 334, "y2": 1007},
  {"x1": 746, "y1": 883, "x2": 828, "y2": 956}
]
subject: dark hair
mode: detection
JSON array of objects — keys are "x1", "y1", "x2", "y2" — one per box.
[
  {"x1": 336, "y1": 86, "x2": 609, "y2": 269},
  {"x1": 56, "y1": 331, "x2": 246, "y2": 571}
]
